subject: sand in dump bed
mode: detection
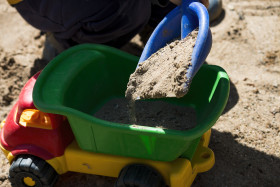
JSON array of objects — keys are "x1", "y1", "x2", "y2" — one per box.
[
  {"x1": 125, "y1": 29, "x2": 198, "y2": 100},
  {"x1": 93, "y1": 98, "x2": 197, "y2": 131}
]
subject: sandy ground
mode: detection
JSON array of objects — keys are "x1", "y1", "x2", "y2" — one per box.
[{"x1": 0, "y1": 0, "x2": 280, "y2": 186}]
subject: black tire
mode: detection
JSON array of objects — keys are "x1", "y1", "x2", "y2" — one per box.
[
  {"x1": 9, "y1": 155, "x2": 58, "y2": 187},
  {"x1": 115, "y1": 164, "x2": 165, "y2": 187}
]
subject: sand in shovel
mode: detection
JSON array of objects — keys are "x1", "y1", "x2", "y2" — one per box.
[{"x1": 125, "y1": 29, "x2": 198, "y2": 101}]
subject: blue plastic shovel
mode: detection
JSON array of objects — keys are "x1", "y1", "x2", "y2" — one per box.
[{"x1": 138, "y1": 0, "x2": 212, "y2": 95}]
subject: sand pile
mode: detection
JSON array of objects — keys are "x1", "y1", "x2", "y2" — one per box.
[{"x1": 94, "y1": 98, "x2": 196, "y2": 131}]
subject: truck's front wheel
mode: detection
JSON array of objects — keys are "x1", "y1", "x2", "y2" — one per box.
[{"x1": 9, "y1": 155, "x2": 58, "y2": 187}]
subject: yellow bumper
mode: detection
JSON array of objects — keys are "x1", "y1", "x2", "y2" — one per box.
[
  {"x1": 0, "y1": 119, "x2": 14, "y2": 163},
  {"x1": 0, "y1": 144, "x2": 14, "y2": 164}
]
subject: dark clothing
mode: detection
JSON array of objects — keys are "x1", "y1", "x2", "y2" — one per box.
[{"x1": 12, "y1": 0, "x2": 175, "y2": 49}]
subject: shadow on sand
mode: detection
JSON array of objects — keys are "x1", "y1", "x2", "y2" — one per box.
[
  {"x1": 222, "y1": 81, "x2": 239, "y2": 114},
  {"x1": 210, "y1": 9, "x2": 226, "y2": 27},
  {"x1": 29, "y1": 58, "x2": 49, "y2": 78},
  {"x1": 193, "y1": 129, "x2": 280, "y2": 186}
]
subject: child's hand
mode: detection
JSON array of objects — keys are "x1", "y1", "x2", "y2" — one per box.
[{"x1": 170, "y1": 0, "x2": 209, "y2": 8}]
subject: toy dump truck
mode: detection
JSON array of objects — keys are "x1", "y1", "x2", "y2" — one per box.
[
  {"x1": 0, "y1": 44, "x2": 229, "y2": 187},
  {"x1": 0, "y1": 1, "x2": 229, "y2": 186}
]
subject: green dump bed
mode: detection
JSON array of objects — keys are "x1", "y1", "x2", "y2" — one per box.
[{"x1": 33, "y1": 44, "x2": 229, "y2": 162}]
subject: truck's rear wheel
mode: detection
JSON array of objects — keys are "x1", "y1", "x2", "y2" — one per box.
[
  {"x1": 9, "y1": 155, "x2": 58, "y2": 187},
  {"x1": 115, "y1": 164, "x2": 165, "y2": 187}
]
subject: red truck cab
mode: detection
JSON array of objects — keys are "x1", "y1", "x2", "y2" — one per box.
[{"x1": 0, "y1": 72, "x2": 74, "y2": 161}]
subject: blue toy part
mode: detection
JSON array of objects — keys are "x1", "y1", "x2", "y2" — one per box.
[{"x1": 138, "y1": 0, "x2": 212, "y2": 92}]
